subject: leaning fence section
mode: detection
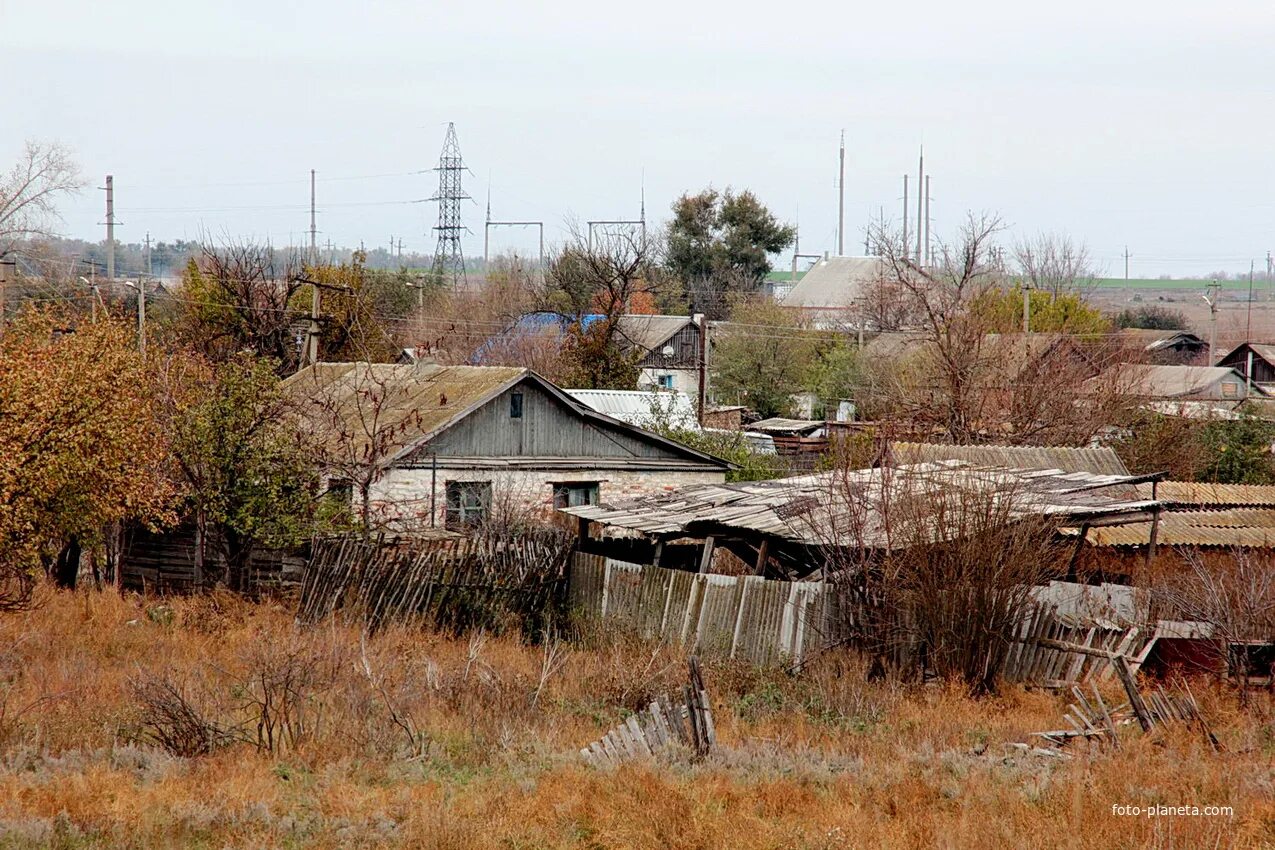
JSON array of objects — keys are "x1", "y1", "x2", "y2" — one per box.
[
  {"x1": 568, "y1": 553, "x2": 836, "y2": 668},
  {"x1": 569, "y1": 552, "x2": 1154, "y2": 684},
  {"x1": 299, "y1": 533, "x2": 572, "y2": 635}
]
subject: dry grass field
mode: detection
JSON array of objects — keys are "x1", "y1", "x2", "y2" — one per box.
[{"x1": 0, "y1": 588, "x2": 1271, "y2": 849}]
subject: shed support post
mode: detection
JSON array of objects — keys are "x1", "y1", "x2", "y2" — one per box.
[
  {"x1": 753, "y1": 538, "x2": 770, "y2": 577},
  {"x1": 1066, "y1": 524, "x2": 1088, "y2": 580},
  {"x1": 652, "y1": 538, "x2": 665, "y2": 568},
  {"x1": 578, "y1": 517, "x2": 591, "y2": 549},
  {"x1": 1145, "y1": 508, "x2": 1160, "y2": 568},
  {"x1": 697, "y1": 536, "x2": 716, "y2": 574}
]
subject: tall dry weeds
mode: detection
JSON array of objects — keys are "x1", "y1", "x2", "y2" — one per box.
[{"x1": 0, "y1": 587, "x2": 1267, "y2": 848}]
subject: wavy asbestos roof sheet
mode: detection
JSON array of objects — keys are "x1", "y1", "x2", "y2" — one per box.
[
  {"x1": 1086, "y1": 509, "x2": 1275, "y2": 547},
  {"x1": 1134, "y1": 481, "x2": 1275, "y2": 508},
  {"x1": 563, "y1": 459, "x2": 1159, "y2": 547},
  {"x1": 890, "y1": 442, "x2": 1130, "y2": 476}
]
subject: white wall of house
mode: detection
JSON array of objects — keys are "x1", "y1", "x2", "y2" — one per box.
[
  {"x1": 364, "y1": 466, "x2": 724, "y2": 531},
  {"x1": 637, "y1": 366, "x2": 700, "y2": 397}
]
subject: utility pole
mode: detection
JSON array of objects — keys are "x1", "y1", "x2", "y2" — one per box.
[
  {"x1": 1203, "y1": 281, "x2": 1221, "y2": 365},
  {"x1": 0, "y1": 259, "x2": 14, "y2": 338},
  {"x1": 1023, "y1": 284, "x2": 1031, "y2": 336},
  {"x1": 1123, "y1": 246, "x2": 1130, "y2": 281},
  {"x1": 136, "y1": 277, "x2": 146, "y2": 354},
  {"x1": 924, "y1": 174, "x2": 932, "y2": 266},
  {"x1": 103, "y1": 175, "x2": 116, "y2": 281},
  {"x1": 837, "y1": 130, "x2": 845, "y2": 256},
  {"x1": 483, "y1": 186, "x2": 491, "y2": 267},
  {"x1": 696, "y1": 312, "x2": 709, "y2": 425},
  {"x1": 309, "y1": 169, "x2": 317, "y2": 264},
  {"x1": 143, "y1": 231, "x2": 152, "y2": 277},
  {"x1": 915, "y1": 147, "x2": 924, "y2": 264},
  {"x1": 902, "y1": 175, "x2": 909, "y2": 262},
  {"x1": 1247, "y1": 260, "x2": 1255, "y2": 341}
]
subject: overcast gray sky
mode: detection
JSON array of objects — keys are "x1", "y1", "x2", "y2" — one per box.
[{"x1": 3, "y1": 0, "x2": 1273, "y2": 277}]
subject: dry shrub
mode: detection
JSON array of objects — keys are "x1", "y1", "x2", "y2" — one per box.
[
  {"x1": 131, "y1": 675, "x2": 231, "y2": 757},
  {"x1": 814, "y1": 466, "x2": 1062, "y2": 694}
]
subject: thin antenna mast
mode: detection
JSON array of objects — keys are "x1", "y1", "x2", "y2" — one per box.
[
  {"x1": 309, "y1": 169, "x2": 317, "y2": 264},
  {"x1": 902, "y1": 175, "x2": 909, "y2": 261},
  {"x1": 915, "y1": 147, "x2": 924, "y2": 264}
]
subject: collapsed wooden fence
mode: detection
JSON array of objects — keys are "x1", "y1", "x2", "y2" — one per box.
[
  {"x1": 569, "y1": 552, "x2": 1153, "y2": 685},
  {"x1": 298, "y1": 532, "x2": 573, "y2": 635}
]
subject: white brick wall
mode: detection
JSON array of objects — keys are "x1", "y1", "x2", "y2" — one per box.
[{"x1": 365, "y1": 466, "x2": 723, "y2": 531}]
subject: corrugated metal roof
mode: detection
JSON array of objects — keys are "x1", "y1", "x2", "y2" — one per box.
[
  {"x1": 1086, "y1": 509, "x2": 1275, "y2": 547},
  {"x1": 779, "y1": 256, "x2": 885, "y2": 310},
  {"x1": 566, "y1": 388, "x2": 698, "y2": 429},
  {"x1": 1134, "y1": 480, "x2": 1275, "y2": 508},
  {"x1": 563, "y1": 460, "x2": 1159, "y2": 548},
  {"x1": 890, "y1": 442, "x2": 1130, "y2": 476}
]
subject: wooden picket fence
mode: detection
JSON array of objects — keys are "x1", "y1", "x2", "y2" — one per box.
[
  {"x1": 569, "y1": 553, "x2": 836, "y2": 668},
  {"x1": 569, "y1": 552, "x2": 1153, "y2": 686},
  {"x1": 298, "y1": 532, "x2": 572, "y2": 635}
]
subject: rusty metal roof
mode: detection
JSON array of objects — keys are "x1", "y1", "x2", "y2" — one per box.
[
  {"x1": 1134, "y1": 480, "x2": 1275, "y2": 508},
  {"x1": 563, "y1": 460, "x2": 1159, "y2": 548},
  {"x1": 1086, "y1": 509, "x2": 1275, "y2": 548},
  {"x1": 890, "y1": 442, "x2": 1130, "y2": 476}
]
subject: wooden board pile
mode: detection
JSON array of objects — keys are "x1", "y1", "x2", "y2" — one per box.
[
  {"x1": 1028, "y1": 643, "x2": 1219, "y2": 753},
  {"x1": 580, "y1": 657, "x2": 716, "y2": 768}
]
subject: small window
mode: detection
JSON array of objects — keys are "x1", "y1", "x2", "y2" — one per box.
[
  {"x1": 325, "y1": 478, "x2": 353, "y2": 505},
  {"x1": 445, "y1": 481, "x2": 491, "y2": 529},
  {"x1": 657, "y1": 374, "x2": 674, "y2": 389},
  {"x1": 510, "y1": 391, "x2": 524, "y2": 419},
  {"x1": 1222, "y1": 381, "x2": 1240, "y2": 398},
  {"x1": 553, "y1": 482, "x2": 599, "y2": 509}
]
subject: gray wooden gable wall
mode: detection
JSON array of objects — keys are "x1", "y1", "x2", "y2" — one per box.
[
  {"x1": 406, "y1": 378, "x2": 705, "y2": 463},
  {"x1": 637, "y1": 323, "x2": 699, "y2": 369}
]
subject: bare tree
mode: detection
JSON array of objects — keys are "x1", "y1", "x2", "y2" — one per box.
[
  {"x1": 868, "y1": 213, "x2": 1007, "y2": 443},
  {"x1": 1154, "y1": 548, "x2": 1275, "y2": 695},
  {"x1": 289, "y1": 363, "x2": 431, "y2": 539},
  {"x1": 1012, "y1": 233, "x2": 1097, "y2": 297},
  {"x1": 800, "y1": 454, "x2": 1063, "y2": 694},
  {"x1": 180, "y1": 241, "x2": 306, "y2": 374},
  {"x1": 0, "y1": 142, "x2": 83, "y2": 258},
  {"x1": 539, "y1": 223, "x2": 664, "y2": 389}
]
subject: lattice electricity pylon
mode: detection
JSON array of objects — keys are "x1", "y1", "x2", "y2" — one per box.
[{"x1": 429, "y1": 122, "x2": 470, "y2": 286}]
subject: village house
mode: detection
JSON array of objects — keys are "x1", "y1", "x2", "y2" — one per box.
[
  {"x1": 779, "y1": 256, "x2": 886, "y2": 328},
  {"x1": 286, "y1": 362, "x2": 729, "y2": 532},
  {"x1": 474, "y1": 312, "x2": 706, "y2": 396},
  {"x1": 1217, "y1": 342, "x2": 1275, "y2": 392},
  {"x1": 1085, "y1": 363, "x2": 1269, "y2": 405},
  {"x1": 1117, "y1": 329, "x2": 1208, "y2": 365}
]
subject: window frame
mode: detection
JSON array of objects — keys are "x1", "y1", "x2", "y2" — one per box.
[
  {"x1": 552, "y1": 481, "x2": 600, "y2": 510},
  {"x1": 509, "y1": 391, "x2": 524, "y2": 419},
  {"x1": 445, "y1": 480, "x2": 492, "y2": 529}
]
